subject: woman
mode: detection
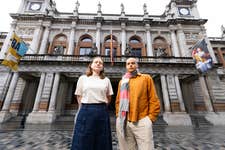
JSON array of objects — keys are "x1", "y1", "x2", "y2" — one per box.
[{"x1": 71, "y1": 57, "x2": 113, "y2": 150}]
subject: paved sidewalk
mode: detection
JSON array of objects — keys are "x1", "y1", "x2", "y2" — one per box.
[{"x1": 0, "y1": 124, "x2": 225, "y2": 150}]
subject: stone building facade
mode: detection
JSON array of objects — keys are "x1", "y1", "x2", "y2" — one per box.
[{"x1": 0, "y1": 0, "x2": 225, "y2": 125}]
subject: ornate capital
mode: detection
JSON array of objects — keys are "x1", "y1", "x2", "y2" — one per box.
[
  {"x1": 121, "y1": 23, "x2": 126, "y2": 30},
  {"x1": 145, "y1": 23, "x2": 151, "y2": 31},
  {"x1": 71, "y1": 21, "x2": 77, "y2": 29},
  {"x1": 169, "y1": 25, "x2": 176, "y2": 31},
  {"x1": 177, "y1": 24, "x2": 182, "y2": 29},
  {"x1": 96, "y1": 22, "x2": 101, "y2": 30}
]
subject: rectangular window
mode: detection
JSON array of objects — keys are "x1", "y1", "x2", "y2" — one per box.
[
  {"x1": 130, "y1": 48, "x2": 141, "y2": 57},
  {"x1": 105, "y1": 48, "x2": 116, "y2": 57},
  {"x1": 80, "y1": 48, "x2": 92, "y2": 55}
]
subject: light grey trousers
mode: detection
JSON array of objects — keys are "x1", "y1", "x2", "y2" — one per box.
[{"x1": 116, "y1": 116, "x2": 155, "y2": 150}]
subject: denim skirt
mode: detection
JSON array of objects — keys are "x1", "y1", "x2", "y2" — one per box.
[{"x1": 71, "y1": 103, "x2": 112, "y2": 150}]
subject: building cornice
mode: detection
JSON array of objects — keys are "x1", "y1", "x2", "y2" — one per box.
[{"x1": 10, "y1": 13, "x2": 207, "y2": 27}]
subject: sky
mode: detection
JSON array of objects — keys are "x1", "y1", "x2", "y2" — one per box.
[{"x1": 0, "y1": 0, "x2": 224, "y2": 37}]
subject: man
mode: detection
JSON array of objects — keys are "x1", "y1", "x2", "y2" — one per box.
[{"x1": 115, "y1": 57, "x2": 160, "y2": 150}]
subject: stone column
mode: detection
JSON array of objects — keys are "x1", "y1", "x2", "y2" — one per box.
[
  {"x1": 1, "y1": 73, "x2": 19, "y2": 111},
  {"x1": 29, "y1": 20, "x2": 43, "y2": 54},
  {"x1": 39, "y1": 24, "x2": 50, "y2": 54},
  {"x1": 96, "y1": 22, "x2": 101, "y2": 54},
  {"x1": 26, "y1": 73, "x2": 55, "y2": 124},
  {"x1": 10, "y1": 78, "x2": 26, "y2": 115},
  {"x1": 162, "y1": 75, "x2": 192, "y2": 126},
  {"x1": 0, "y1": 20, "x2": 17, "y2": 59},
  {"x1": 48, "y1": 73, "x2": 60, "y2": 112},
  {"x1": 68, "y1": 21, "x2": 76, "y2": 55},
  {"x1": 160, "y1": 75, "x2": 171, "y2": 112},
  {"x1": 0, "y1": 72, "x2": 19, "y2": 123},
  {"x1": 0, "y1": 73, "x2": 12, "y2": 107},
  {"x1": 121, "y1": 23, "x2": 126, "y2": 55},
  {"x1": 177, "y1": 24, "x2": 187, "y2": 57},
  {"x1": 174, "y1": 75, "x2": 186, "y2": 112},
  {"x1": 145, "y1": 24, "x2": 153, "y2": 56},
  {"x1": 199, "y1": 76, "x2": 214, "y2": 112},
  {"x1": 32, "y1": 73, "x2": 46, "y2": 112},
  {"x1": 169, "y1": 25, "x2": 180, "y2": 57}
]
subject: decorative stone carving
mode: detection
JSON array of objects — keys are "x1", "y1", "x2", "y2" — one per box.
[{"x1": 17, "y1": 28, "x2": 35, "y2": 36}]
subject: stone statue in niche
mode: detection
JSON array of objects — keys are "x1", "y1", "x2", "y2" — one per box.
[
  {"x1": 157, "y1": 47, "x2": 167, "y2": 57},
  {"x1": 89, "y1": 45, "x2": 97, "y2": 56},
  {"x1": 53, "y1": 45, "x2": 64, "y2": 54},
  {"x1": 125, "y1": 45, "x2": 132, "y2": 56}
]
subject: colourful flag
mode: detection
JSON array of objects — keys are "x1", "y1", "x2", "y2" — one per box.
[
  {"x1": 110, "y1": 33, "x2": 114, "y2": 66},
  {"x1": 1, "y1": 33, "x2": 28, "y2": 71},
  {"x1": 191, "y1": 39, "x2": 213, "y2": 73}
]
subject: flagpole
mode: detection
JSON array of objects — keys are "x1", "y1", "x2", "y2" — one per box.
[{"x1": 110, "y1": 30, "x2": 114, "y2": 66}]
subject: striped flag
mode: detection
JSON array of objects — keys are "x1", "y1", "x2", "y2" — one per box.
[
  {"x1": 1, "y1": 33, "x2": 28, "y2": 71},
  {"x1": 191, "y1": 39, "x2": 213, "y2": 73}
]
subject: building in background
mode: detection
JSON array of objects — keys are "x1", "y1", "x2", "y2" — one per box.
[
  {"x1": 0, "y1": 0, "x2": 225, "y2": 126},
  {"x1": 0, "y1": 32, "x2": 7, "y2": 52}
]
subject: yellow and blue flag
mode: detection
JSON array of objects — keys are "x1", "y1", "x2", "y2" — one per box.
[{"x1": 1, "y1": 33, "x2": 28, "y2": 71}]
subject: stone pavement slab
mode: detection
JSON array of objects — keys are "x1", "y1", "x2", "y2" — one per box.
[{"x1": 0, "y1": 125, "x2": 225, "y2": 150}]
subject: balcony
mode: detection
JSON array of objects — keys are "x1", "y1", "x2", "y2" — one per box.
[{"x1": 20, "y1": 54, "x2": 195, "y2": 65}]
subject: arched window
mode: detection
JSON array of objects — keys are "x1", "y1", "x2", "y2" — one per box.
[
  {"x1": 153, "y1": 37, "x2": 170, "y2": 57},
  {"x1": 51, "y1": 34, "x2": 68, "y2": 55},
  {"x1": 81, "y1": 37, "x2": 92, "y2": 42},
  {"x1": 103, "y1": 35, "x2": 117, "y2": 57},
  {"x1": 78, "y1": 35, "x2": 94, "y2": 55},
  {"x1": 127, "y1": 36, "x2": 144, "y2": 57},
  {"x1": 130, "y1": 39, "x2": 140, "y2": 44}
]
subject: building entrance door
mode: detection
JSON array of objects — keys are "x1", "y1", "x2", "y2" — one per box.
[{"x1": 108, "y1": 79, "x2": 120, "y2": 113}]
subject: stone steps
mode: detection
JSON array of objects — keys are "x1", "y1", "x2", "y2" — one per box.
[
  {"x1": 190, "y1": 114, "x2": 213, "y2": 128},
  {"x1": 0, "y1": 114, "x2": 216, "y2": 131}
]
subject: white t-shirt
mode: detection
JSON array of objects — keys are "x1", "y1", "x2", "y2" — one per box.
[{"x1": 75, "y1": 75, "x2": 113, "y2": 104}]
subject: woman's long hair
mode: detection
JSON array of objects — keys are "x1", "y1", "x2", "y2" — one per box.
[{"x1": 86, "y1": 57, "x2": 105, "y2": 79}]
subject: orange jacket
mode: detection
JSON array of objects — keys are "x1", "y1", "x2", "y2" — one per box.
[{"x1": 115, "y1": 73, "x2": 160, "y2": 122}]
